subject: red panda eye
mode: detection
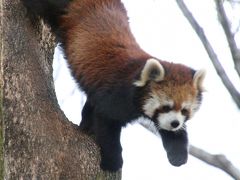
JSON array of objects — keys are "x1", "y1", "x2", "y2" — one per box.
[
  {"x1": 161, "y1": 105, "x2": 172, "y2": 113},
  {"x1": 181, "y1": 108, "x2": 189, "y2": 116}
]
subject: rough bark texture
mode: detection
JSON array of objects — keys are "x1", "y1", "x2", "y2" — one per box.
[{"x1": 1, "y1": 0, "x2": 121, "y2": 179}]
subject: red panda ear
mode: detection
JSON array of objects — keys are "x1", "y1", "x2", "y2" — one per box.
[
  {"x1": 134, "y1": 58, "x2": 165, "y2": 87},
  {"x1": 193, "y1": 69, "x2": 206, "y2": 91}
]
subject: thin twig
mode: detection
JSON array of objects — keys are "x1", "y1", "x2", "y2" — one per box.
[
  {"x1": 175, "y1": 0, "x2": 240, "y2": 108},
  {"x1": 215, "y1": 0, "x2": 240, "y2": 77},
  {"x1": 227, "y1": 0, "x2": 240, "y2": 4},
  {"x1": 189, "y1": 145, "x2": 240, "y2": 179},
  {"x1": 234, "y1": 22, "x2": 240, "y2": 35}
]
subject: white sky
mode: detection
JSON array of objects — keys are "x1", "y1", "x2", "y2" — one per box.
[{"x1": 53, "y1": 0, "x2": 240, "y2": 179}]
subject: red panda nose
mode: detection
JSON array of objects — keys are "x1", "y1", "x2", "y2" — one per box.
[{"x1": 171, "y1": 120, "x2": 180, "y2": 128}]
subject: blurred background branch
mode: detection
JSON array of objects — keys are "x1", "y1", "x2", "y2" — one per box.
[
  {"x1": 176, "y1": 0, "x2": 240, "y2": 108},
  {"x1": 215, "y1": 0, "x2": 240, "y2": 77},
  {"x1": 189, "y1": 145, "x2": 240, "y2": 179},
  {"x1": 176, "y1": 0, "x2": 240, "y2": 178}
]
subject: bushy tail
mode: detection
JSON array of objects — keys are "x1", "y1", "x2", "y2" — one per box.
[{"x1": 22, "y1": 0, "x2": 70, "y2": 31}]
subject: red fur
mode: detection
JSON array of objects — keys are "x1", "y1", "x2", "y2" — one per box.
[
  {"x1": 23, "y1": 0, "x2": 202, "y2": 172},
  {"x1": 160, "y1": 61, "x2": 195, "y2": 85},
  {"x1": 61, "y1": 0, "x2": 151, "y2": 89},
  {"x1": 151, "y1": 62, "x2": 197, "y2": 111},
  {"x1": 59, "y1": 0, "x2": 196, "y2": 96},
  {"x1": 58, "y1": 1, "x2": 200, "y2": 171}
]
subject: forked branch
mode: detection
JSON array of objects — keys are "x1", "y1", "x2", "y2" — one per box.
[
  {"x1": 140, "y1": 121, "x2": 240, "y2": 179},
  {"x1": 215, "y1": 0, "x2": 240, "y2": 77},
  {"x1": 176, "y1": 0, "x2": 240, "y2": 108},
  {"x1": 189, "y1": 145, "x2": 240, "y2": 179}
]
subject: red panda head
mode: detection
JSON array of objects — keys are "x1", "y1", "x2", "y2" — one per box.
[{"x1": 134, "y1": 59, "x2": 205, "y2": 131}]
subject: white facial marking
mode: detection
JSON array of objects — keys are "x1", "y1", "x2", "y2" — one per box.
[
  {"x1": 142, "y1": 94, "x2": 202, "y2": 132},
  {"x1": 143, "y1": 94, "x2": 173, "y2": 118},
  {"x1": 143, "y1": 95, "x2": 160, "y2": 117},
  {"x1": 182, "y1": 100, "x2": 201, "y2": 118},
  {"x1": 157, "y1": 111, "x2": 185, "y2": 131}
]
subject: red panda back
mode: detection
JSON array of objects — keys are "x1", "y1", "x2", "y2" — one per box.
[{"x1": 60, "y1": 0, "x2": 151, "y2": 89}]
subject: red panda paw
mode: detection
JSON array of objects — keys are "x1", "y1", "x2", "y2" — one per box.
[
  {"x1": 100, "y1": 153, "x2": 123, "y2": 172},
  {"x1": 167, "y1": 149, "x2": 188, "y2": 167}
]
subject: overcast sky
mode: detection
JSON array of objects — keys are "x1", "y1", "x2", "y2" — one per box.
[{"x1": 53, "y1": 0, "x2": 240, "y2": 179}]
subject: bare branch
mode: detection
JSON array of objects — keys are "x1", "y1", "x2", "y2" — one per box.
[
  {"x1": 215, "y1": 0, "x2": 240, "y2": 77},
  {"x1": 234, "y1": 22, "x2": 240, "y2": 35},
  {"x1": 226, "y1": 0, "x2": 240, "y2": 4},
  {"x1": 176, "y1": 0, "x2": 240, "y2": 108},
  {"x1": 140, "y1": 123, "x2": 240, "y2": 179},
  {"x1": 189, "y1": 145, "x2": 240, "y2": 179}
]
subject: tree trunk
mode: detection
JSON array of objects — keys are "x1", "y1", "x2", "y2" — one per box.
[{"x1": 0, "y1": 0, "x2": 121, "y2": 179}]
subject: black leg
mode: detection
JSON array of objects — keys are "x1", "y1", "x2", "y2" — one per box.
[
  {"x1": 159, "y1": 128, "x2": 188, "y2": 166},
  {"x1": 95, "y1": 116, "x2": 123, "y2": 172},
  {"x1": 79, "y1": 100, "x2": 94, "y2": 135}
]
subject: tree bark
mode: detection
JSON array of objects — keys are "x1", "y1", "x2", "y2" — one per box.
[{"x1": 0, "y1": 0, "x2": 121, "y2": 179}]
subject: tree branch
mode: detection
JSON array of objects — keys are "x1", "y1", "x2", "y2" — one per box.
[
  {"x1": 234, "y1": 22, "x2": 240, "y2": 35},
  {"x1": 0, "y1": 0, "x2": 5, "y2": 178},
  {"x1": 176, "y1": 0, "x2": 240, "y2": 108},
  {"x1": 227, "y1": 0, "x2": 240, "y2": 4},
  {"x1": 189, "y1": 145, "x2": 240, "y2": 179},
  {"x1": 215, "y1": 0, "x2": 240, "y2": 77},
  {"x1": 1, "y1": 0, "x2": 121, "y2": 179},
  {"x1": 140, "y1": 122, "x2": 240, "y2": 179}
]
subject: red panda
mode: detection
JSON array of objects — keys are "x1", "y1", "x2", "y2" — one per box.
[{"x1": 22, "y1": 0, "x2": 205, "y2": 172}]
